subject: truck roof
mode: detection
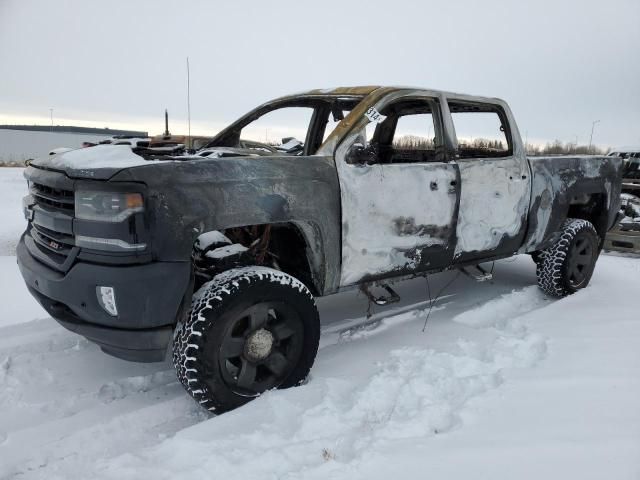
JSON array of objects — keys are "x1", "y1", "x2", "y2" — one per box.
[{"x1": 277, "y1": 85, "x2": 505, "y2": 105}]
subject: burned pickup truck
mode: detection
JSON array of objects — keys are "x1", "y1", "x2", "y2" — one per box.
[{"x1": 18, "y1": 86, "x2": 622, "y2": 412}]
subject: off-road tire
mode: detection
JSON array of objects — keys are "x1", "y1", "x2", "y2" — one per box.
[
  {"x1": 530, "y1": 251, "x2": 544, "y2": 265},
  {"x1": 536, "y1": 218, "x2": 600, "y2": 297},
  {"x1": 173, "y1": 267, "x2": 320, "y2": 413}
]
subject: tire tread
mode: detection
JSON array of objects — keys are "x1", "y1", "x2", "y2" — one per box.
[
  {"x1": 536, "y1": 218, "x2": 598, "y2": 297},
  {"x1": 173, "y1": 267, "x2": 318, "y2": 412}
]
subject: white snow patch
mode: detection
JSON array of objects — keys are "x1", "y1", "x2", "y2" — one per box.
[
  {"x1": 42, "y1": 144, "x2": 156, "y2": 169},
  {"x1": 205, "y1": 243, "x2": 249, "y2": 260},
  {"x1": 97, "y1": 371, "x2": 177, "y2": 404},
  {"x1": 453, "y1": 285, "x2": 549, "y2": 329},
  {"x1": 339, "y1": 304, "x2": 446, "y2": 341},
  {"x1": 194, "y1": 230, "x2": 232, "y2": 251},
  {"x1": 204, "y1": 243, "x2": 248, "y2": 259}
]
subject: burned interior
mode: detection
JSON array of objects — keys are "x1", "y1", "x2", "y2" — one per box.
[
  {"x1": 363, "y1": 97, "x2": 446, "y2": 164},
  {"x1": 207, "y1": 95, "x2": 364, "y2": 154}
]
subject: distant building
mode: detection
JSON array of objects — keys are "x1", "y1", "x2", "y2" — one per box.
[
  {"x1": 0, "y1": 125, "x2": 148, "y2": 137},
  {"x1": 0, "y1": 125, "x2": 149, "y2": 164}
]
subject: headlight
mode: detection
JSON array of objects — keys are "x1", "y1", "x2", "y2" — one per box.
[
  {"x1": 75, "y1": 190, "x2": 143, "y2": 222},
  {"x1": 76, "y1": 235, "x2": 147, "y2": 251}
]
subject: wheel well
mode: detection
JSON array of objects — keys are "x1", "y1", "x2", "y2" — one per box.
[
  {"x1": 268, "y1": 223, "x2": 317, "y2": 294},
  {"x1": 567, "y1": 193, "x2": 608, "y2": 241},
  {"x1": 192, "y1": 222, "x2": 319, "y2": 295}
]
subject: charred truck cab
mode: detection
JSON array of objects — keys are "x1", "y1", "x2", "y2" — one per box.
[{"x1": 17, "y1": 86, "x2": 623, "y2": 413}]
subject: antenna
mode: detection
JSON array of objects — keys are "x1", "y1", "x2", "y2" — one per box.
[
  {"x1": 186, "y1": 57, "x2": 191, "y2": 150},
  {"x1": 164, "y1": 109, "x2": 170, "y2": 137}
]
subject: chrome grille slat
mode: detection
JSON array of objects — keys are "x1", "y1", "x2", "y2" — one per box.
[{"x1": 31, "y1": 182, "x2": 74, "y2": 212}]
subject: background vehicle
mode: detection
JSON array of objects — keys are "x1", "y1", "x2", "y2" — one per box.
[
  {"x1": 608, "y1": 148, "x2": 640, "y2": 194},
  {"x1": 604, "y1": 148, "x2": 640, "y2": 253},
  {"x1": 18, "y1": 86, "x2": 623, "y2": 412}
]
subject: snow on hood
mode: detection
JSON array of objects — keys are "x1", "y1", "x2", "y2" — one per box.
[{"x1": 41, "y1": 144, "x2": 154, "y2": 169}]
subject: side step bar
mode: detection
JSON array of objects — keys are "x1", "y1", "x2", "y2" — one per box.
[
  {"x1": 459, "y1": 264, "x2": 493, "y2": 282},
  {"x1": 359, "y1": 263, "x2": 492, "y2": 308},
  {"x1": 360, "y1": 283, "x2": 401, "y2": 306}
]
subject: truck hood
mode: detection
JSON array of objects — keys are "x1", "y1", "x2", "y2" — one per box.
[
  {"x1": 30, "y1": 144, "x2": 277, "y2": 180},
  {"x1": 30, "y1": 145, "x2": 164, "y2": 180}
]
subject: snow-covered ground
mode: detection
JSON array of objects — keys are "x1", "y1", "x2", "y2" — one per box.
[
  {"x1": 0, "y1": 168, "x2": 639, "y2": 479},
  {"x1": 0, "y1": 168, "x2": 28, "y2": 257}
]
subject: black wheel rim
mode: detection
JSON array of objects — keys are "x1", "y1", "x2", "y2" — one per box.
[
  {"x1": 567, "y1": 235, "x2": 595, "y2": 288},
  {"x1": 219, "y1": 301, "x2": 304, "y2": 397}
]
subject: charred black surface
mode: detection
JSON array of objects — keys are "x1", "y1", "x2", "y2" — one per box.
[
  {"x1": 523, "y1": 156, "x2": 623, "y2": 251},
  {"x1": 111, "y1": 154, "x2": 341, "y2": 294}
]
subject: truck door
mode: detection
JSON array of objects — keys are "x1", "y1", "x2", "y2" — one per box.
[
  {"x1": 445, "y1": 99, "x2": 531, "y2": 262},
  {"x1": 335, "y1": 94, "x2": 460, "y2": 286}
]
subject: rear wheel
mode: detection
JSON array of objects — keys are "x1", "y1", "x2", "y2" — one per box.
[
  {"x1": 173, "y1": 267, "x2": 320, "y2": 413},
  {"x1": 536, "y1": 218, "x2": 600, "y2": 297}
]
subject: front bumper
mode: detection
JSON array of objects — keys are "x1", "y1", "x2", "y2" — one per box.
[{"x1": 17, "y1": 236, "x2": 191, "y2": 362}]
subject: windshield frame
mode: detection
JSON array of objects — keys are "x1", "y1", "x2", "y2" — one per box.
[{"x1": 204, "y1": 94, "x2": 366, "y2": 156}]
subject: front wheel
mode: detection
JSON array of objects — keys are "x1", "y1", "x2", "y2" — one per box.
[
  {"x1": 173, "y1": 267, "x2": 320, "y2": 413},
  {"x1": 536, "y1": 218, "x2": 600, "y2": 297}
]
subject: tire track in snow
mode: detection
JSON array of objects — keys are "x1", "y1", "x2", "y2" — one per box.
[
  {"x1": 4, "y1": 391, "x2": 208, "y2": 480},
  {"x1": 0, "y1": 320, "x2": 210, "y2": 479},
  {"x1": 0, "y1": 321, "x2": 172, "y2": 417},
  {"x1": 88, "y1": 286, "x2": 553, "y2": 480}
]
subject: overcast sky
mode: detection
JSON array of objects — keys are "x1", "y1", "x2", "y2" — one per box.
[{"x1": 1, "y1": 0, "x2": 638, "y2": 148}]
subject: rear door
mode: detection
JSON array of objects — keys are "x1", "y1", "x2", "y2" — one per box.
[
  {"x1": 445, "y1": 98, "x2": 531, "y2": 262},
  {"x1": 335, "y1": 92, "x2": 460, "y2": 286}
]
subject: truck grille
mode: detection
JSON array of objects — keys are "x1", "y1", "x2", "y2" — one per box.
[
  {"x1": 26, "y1": 176, "x2": 78, "y2": 272},
  {"x1": 31, "y1": 182, "x2": 74, "y2": 212}
]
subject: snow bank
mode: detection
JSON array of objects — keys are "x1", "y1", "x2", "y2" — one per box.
[
  {"x1": 0, "y1": 167, "x2": 27, "y2": 255},
  {"x1": 92, "y1": 284, "x2": 551, "y2": 480},
  {"x1": 453, "y1": 285, "x2": 549, "y2": 329},
  {"x1": 0, "y1": 257, "x2": 47, "y2": 328},
  {"x1": 2, "y1": 255, "x2": 640, "y2": 479}
]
